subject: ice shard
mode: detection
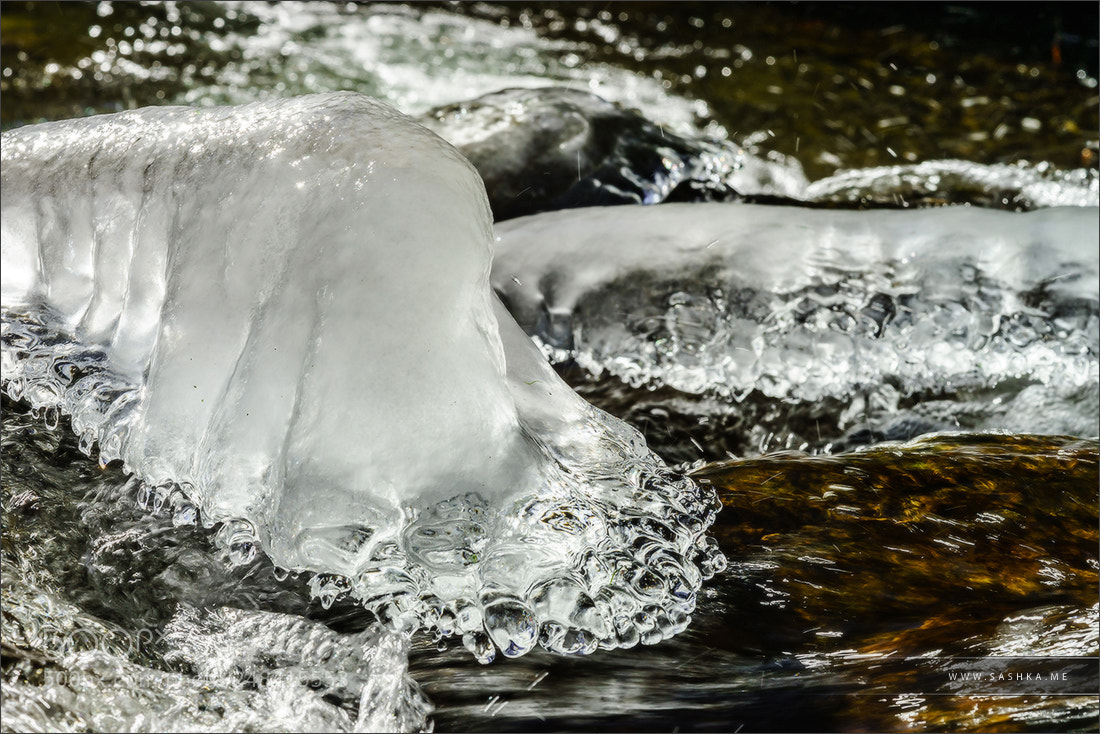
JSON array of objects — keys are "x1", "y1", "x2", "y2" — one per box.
[{"x1": 1, "y1": 93, "x2": 722, "y2": 660}]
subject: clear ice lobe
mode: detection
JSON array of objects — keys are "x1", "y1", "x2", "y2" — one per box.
[{"x1": 1, "y1": 93, "x2": 720, "y2": 660}]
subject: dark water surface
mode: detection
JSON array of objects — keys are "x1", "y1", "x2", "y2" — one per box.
[{"x1": 4, "y1": 400, "x2": 1097, "y2": 731}]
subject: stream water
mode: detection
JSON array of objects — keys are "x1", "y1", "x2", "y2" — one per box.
[{"x1": 2, "y1": 2, "x2": 1098, "y2": 732}]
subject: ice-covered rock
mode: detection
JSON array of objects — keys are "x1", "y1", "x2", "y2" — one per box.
[
  {"x1": 492, "y1": 203, "x2": 1100, "y2": 439},
  {"x1": 804, "y1": 159, "x2": 1100, "y2": 210},
  {"x1": 418, "y1": 87, "x2": 807, "y2": 221},
  {"x1": 1, "y1": 93, "x2": 722, "y2": 661},
  {"x1": 417, "y1": 89, "x2": 1098, "y2": 221}
]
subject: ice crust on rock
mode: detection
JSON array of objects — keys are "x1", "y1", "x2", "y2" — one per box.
[
  {"x1": 493, "y1": 203, "x2": 1100, "y2": 438},
  {"x1": 804, "y1": 159, "x2": 1100, "y2": 210},
  {"x1": 0, "y1": 93, "x2": 722, "y2": 661},
  {"x1": 418, "y1": 87, "x2": 808, "y2": 221}
]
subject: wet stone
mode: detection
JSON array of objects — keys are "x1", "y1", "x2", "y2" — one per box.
[
  {"x1": 412, "y1": 434, "x2": 1098, "y2": 732},
  {"x1": 418, "y1": 87, "x2": 748, "y2": 221},
  {"x1": 694, "y1": 433, "x2": 1097, "y2": 638}
]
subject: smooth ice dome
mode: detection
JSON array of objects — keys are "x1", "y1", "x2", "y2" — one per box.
[
  {"x1": 1, "y1": 93, "x2": 722, "y2": 661},
  {"x1": 3, "y1": 93, "x2": 520, "y2": 532}
]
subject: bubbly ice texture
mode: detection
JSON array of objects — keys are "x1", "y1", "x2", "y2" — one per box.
[
  {"x1": 493, "y1": 203, "x2": 1100, "y2": 439},
  {"x1": 1, "y1": 93, "x2": 722, "y2": 661}
]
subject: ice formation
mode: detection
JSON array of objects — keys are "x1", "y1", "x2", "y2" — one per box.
[
  {"x1": 0, "y1": 93, "x2": 723, "y2": 662},
  {"x1": 493, "y1": 203, "x2": 1100, "y2": 437},
  {"x1": 804, "y1": 159, "x2": 1100, "y2": 210}
]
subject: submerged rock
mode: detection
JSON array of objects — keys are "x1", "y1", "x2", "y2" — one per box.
[
  {"x1": 691, "y1": 432, "x2": 1098, "y2": 731},
  {"x1": 696, "y1": 433, "x2": 1098, "y2": 629},
  {"x1": 407, "y1": 433, "x2": 1098, "y2": 732}
]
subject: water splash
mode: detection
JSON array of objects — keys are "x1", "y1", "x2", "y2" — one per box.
[{"x1": 805, "y1": 159, "x2": 1100, "y2": 210}]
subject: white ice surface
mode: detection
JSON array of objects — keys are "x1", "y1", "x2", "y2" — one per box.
[
  {"x1": 494, "y1": 203, "x2": 1099, "y2": 317},
  {"x1": 492, "y1": 203, "x2": 1100, "y2": 435},
  {"x1": 3, "y1": 92, "x2": 526, "y2": 528}
]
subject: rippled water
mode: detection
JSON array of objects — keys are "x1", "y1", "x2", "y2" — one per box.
[{"x1": 2, "y1": 2, "x2": 1098, "y2": 732}]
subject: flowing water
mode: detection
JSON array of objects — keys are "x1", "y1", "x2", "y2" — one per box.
[{"x1": 2, "y1": 2, "x2": 1098, "y2": 732}]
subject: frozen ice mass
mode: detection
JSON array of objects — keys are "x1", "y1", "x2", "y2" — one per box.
[
  {"x1": 493, "y1": 203, "x2": 1100, "y2": 439},
  {"x1": 0, "y1": 93, "x2": 723, "y2": 662}
]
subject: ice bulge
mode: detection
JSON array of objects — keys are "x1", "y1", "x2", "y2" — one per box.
[{"x1": 0, "y1": 93, "x2": 723, "y2": 661}]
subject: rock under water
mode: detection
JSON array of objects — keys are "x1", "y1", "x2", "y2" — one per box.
[{"x1": 0, "y1": 92, "x2": 722, "y2": 661}]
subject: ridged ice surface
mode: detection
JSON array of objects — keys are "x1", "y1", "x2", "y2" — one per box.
[
  {"x1": 0, "y1": 93, "x2": 722, "y2": 663},
  {"x1": 493, "y1": 203, "x2": 1100, "y2": 439}
]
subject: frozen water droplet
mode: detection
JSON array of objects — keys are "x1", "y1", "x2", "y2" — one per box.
[
  {"x1": 455, "y1": 603, "x2": 483, "y2": 633},
  {"x1": 482, "y1": 598, "x2": 537, "y2": 658},
  {"x1": 228, "y1": 541, "x2": 256, "y2": 567},
  {"x1": 172, "y1": 503, "x2": 198, "y2": 527},
  {"x1": 462, "y1": 630, "x2": 496, "y2": 664}
]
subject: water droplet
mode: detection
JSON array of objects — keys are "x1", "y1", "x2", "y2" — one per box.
[{"x1": 172, "y1": 503, "x2": 198, "y2": 527}]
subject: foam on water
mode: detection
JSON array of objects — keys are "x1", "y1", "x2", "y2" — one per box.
[
  {"x1": 0, "y1": 93, "x2": 723, "y2": 663},
  {"x1": 493, "y1": 203, "x2": 1100, "y2": 439}
]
